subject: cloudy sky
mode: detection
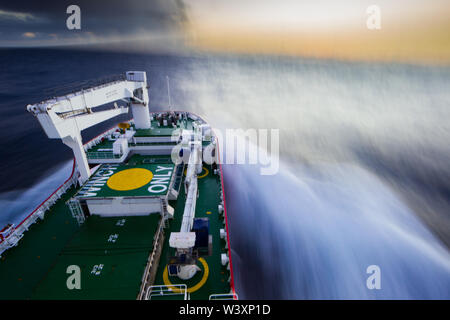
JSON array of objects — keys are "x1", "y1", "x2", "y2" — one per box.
[
  {"x1": 0, "y1": 0, "x2": 187, "y2": 47},
  {"x1": 0, "y1": 0, "x2": 449, "y2": 63}
]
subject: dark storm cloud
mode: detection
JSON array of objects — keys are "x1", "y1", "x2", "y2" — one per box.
[{"x1": 0, "y1": 0, "x2": 188, "y2": 46}]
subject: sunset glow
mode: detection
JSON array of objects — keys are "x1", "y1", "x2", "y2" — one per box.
[{"x1": 184, "y1": 0, "x2": 450, "y2": 63}]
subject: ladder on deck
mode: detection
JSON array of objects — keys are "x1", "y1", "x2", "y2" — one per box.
[{"x1": 67, "y1": 200, "x2": 85, "y2": 225}]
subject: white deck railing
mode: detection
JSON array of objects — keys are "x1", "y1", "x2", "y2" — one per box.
[
  {"x1": 146, "y1": 284, "x2": 189, "y2": 300},
  {"x1": 138, "y1": 217, "x2": 166, "y2": 299},
  {"x1": 0, "y1": 160, "x2": 78, "y2": 257},
  {"x1": 209, "y1": 293, "x2": 239, "y2": 300}
]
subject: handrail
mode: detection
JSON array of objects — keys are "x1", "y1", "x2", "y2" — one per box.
[
  {"x1": 209, "y1": 293, "x2": 239, "y2": 300},
  {"x1": 84, "y1": 125, "x2": 123, "y2": 148},
  {"x1": 212, "y1": 124, "x2": 237, "y2": 296},
  {"x1": 43, "y1": 74, "x2": 126, "y2": 101},
  {"x1": 86, "y1": 151, "x2": 122, "y2": 159},
  {"x1": 0, "y1": 224, "x2": 14, "y2": 240},
  {"x1": 146, "y1": 284, "x2": 189, "y2": 300},
  {"x1": 138, "y1": 217, "x2": 165, "y2": 299}
]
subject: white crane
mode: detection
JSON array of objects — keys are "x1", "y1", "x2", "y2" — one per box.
[{"x1": 27, "y1": 71, "x2": 151, "y2": 184}]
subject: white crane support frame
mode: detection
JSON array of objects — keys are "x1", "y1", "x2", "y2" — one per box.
[{"x1": 27, "y1": 71, "x2": 151, "y2": 184}]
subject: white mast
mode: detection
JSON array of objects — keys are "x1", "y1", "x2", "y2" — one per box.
[{"x1": 166, "y1": 75, "x2": 172, "y2": 111}]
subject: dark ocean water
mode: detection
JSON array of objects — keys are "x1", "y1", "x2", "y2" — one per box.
[{"x1": 0, "y1": 48, "x2": 449, "y2": 299}]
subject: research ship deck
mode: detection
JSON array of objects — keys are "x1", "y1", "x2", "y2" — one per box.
[{"x1": 0, "y1": 111, "x2": 235, "y2": 300}]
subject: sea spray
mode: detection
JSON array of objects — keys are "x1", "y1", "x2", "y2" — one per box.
[
  {"x1": 0, "y1": 161, "x2": 74, "y2": 226},
  {"x1": 224, "y1": 160, "x2": 450, "y2": 299}
]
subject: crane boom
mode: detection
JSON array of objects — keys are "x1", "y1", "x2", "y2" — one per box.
[{"x1": 27, "y1": 71, "x2": 151, "y2": 183}]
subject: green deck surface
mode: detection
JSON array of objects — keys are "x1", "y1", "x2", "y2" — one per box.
[
  {"x1": 0, "y1": 187, "x2": 79, "y2": 300},
  {"x1": 32, "y1": 214, "x2": 160, "y2": 299}
]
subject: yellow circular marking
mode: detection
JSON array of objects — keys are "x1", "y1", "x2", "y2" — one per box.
[
  {"x1": 163, "y1": 258, "x2": 209, "y2": 293},
  {"x1": 107, "y1": 168, "x2": 153, "y2": 191},
  {"x1": 184, "y1": 166, "x2": 209, "y2": 179},
  {"x1": 198, "y1": 167, "x2": 209, "y2": 179},
  {"x1": 206, "y1": 211, "x2": 212, "y2": 215}
]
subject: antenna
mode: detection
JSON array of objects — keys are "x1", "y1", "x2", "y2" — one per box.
[{"x1": 166, "y1": 75, "x2": 172, "y2": 111}]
